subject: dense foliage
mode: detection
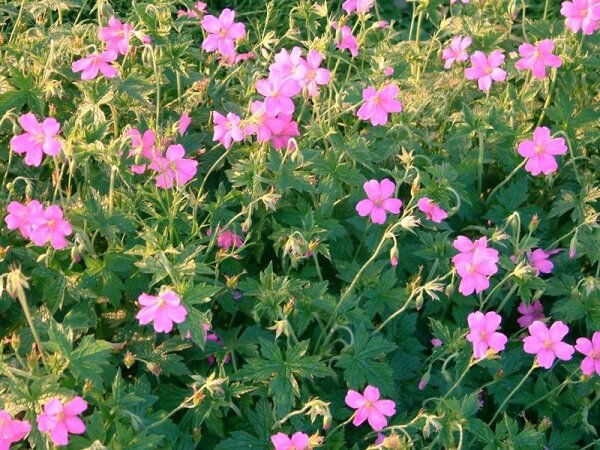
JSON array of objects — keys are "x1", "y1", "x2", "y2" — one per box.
[{"x1": 1, "y1": 0, "x2": 599, "y2": 448}]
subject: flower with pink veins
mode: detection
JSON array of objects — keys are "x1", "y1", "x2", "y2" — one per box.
[
  {"x1": 149, "y1": 144, "x2": 198, "y2": 189},
  {"x1": 417, "y1": 197, "x2": 448, "y2": 223},
  {"x1": 345, "y1": 385, "x2": 396, "y2": 431},
  {"x1": 179, "y1": 112, "x2": 192, "y2": 135},
  {"x1": 36, "y1": 397, "x2": 87, "y2": 447},
  {"x1": 356, "y1": 84, "x2": 403, "y2": 126},
  {"x1": 466, "y1": 311, "x2": 508, "y2": 359},
  {"x1": 5, "y1": 200, "x2": 44, "y2": 239},
  {"x1": 465, "y1": 50, "x2": 506, "y2": 91},
  {"x1": 515, "y1": 40, "x2": 562, "y2": 79},
  {"x1": 517, "y1": 127, "x2": 567, "y2": 176},
  {"x1": 201, "y1": 8, "x2": 246, "y2": 56},
  {"x1": 342, "y1": 0, "x2": 375, "y2": 14},
  {"x1": 136, "y1": 289, "x2": 188, "y2": 333},
  {"x1": 517, "y1": 300, "x2": 545, "y2": 328},
  {"x1": 72, "y1": 51, "x2": 118, "y2": 80},
  {"x1": 256, "y1": 74, "x2": 301, "y2": 116},
  {"x1": 28, "y1": 205, "x2": 72, "y2": 250},
  {"x1": 301, "y1": 50, "x2": 331, "y2": 97},
  {"x1": 335, "y1": 24, "x2": 359, "y2": 57},
  {"x1": 10, "y1": 113, "x2": 61, "y2": 167},
  {"x1": 98, "y1": 16, "x2": 133, "y2": 55},
  {"x1": 269, "y1": 47, "x2": 306, "y2": 81},
  {"x1": 126, "y1": 128, "x2": 157, "y2": 174},
  {"x1": 452, "y1": 236, "x2": 499, "y2": 296},
  {"x1": 442, "y1": 36, "x2": 472, "y2": 69},
  {"x1": 0, "y1": 410, "x2": 31, "y2": 449},
  {"x1": 178, "y1": 1, "x2": 207, "y2": 18},
  {"x1": 561, "y1": 0, "x2": 600, "y2": 35},
  {"x1": 213, "y1": 111, "x2": 244, "y2": 149},
  {"x1": 527, "y1": 248, "x2": 560, "y2": 276},
  {"x1": 271, "y1": 432, "x2": 310, "y2": 450},
  {"x1": 523, "y1": 320, "x2": 575, "y2": 368},
  {"x1": 575, "y1": 332, "x2": 600, "y2": 376},
  {"x1": 269, "y1": 115, "x2": 300, "y2": 151},
  {"x1": 356, "y1": 179, "x2": 402, "y2": 225}
]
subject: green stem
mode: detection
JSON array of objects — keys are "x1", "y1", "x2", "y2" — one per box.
[
  {"x1": 489, "y1": 362, "x2": 537, "y2": 424},
  {"x1": 443, "y1": 358, "x2": 476, "y2": 399},
  {"x1": 373, "y1": 294, "x2": 414, "y2": 334},
  {"x1": 543, "y1": 0, "x2": 550, "y2": 21},
  {"x1": 495, "y1": 283, "x2": 518, "y2": 313},
  {"x1": 477, "y1": 130, "x2": 485, "y2": 195},
  {"x1": 415, "y1": 9, "x2": 424, "y2": 47}
]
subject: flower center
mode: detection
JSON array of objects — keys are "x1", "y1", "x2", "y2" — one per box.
[
  {"x1": 467, "y1": 263, "x2": 477, "y2": 274},
  {"x1": 219, "y1": 29, "x2": 228, "y2": 38},
  {"x1": 157, "y1": 296, "x2": 166, "y2": 307},
  {"x1": 534, "y1": 145, "x2": 545, "y2": 155},
  {"x1": 484, "y1": 66, "x2": 493, "y2": 75},
  {"x1": 591, "y1": 350, "x2": 599, "y2": 360},
  {"x1": 543, "y1": 340, "x2": 553, "y2": 350},
  {"x1": 364, "y1": 400, "x2": 374, "y2": 409},
  {"x1": 35, "y1": 132, "x2": 46, "y2": 145}
]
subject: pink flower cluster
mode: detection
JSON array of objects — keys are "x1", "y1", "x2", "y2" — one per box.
[
  {"x1": 125, "y1": 127, "x2": 198, "y2": 189},
  {"x1": 37, "y1": 397, "x2": 87, "y2": 447},
  {"x1": 0, "y1": 410, "x2": 30, "y2": 449},
  {"x1": 5, "y1": 201, "x2": 72, "y2": 250},
  {"x1": 10, "y1": 113, "x2": 61, "y2": 167},
  {"x1": 136, "y1": 288, "x2": 188, "y2": 333},
  {"x1": 73, "y1": 15, "x2": 147, "y2": 80},
  {"x1": 212, "y1": 46, "x2": 331, "y2": 151},
  {"x1": 452, "y1": 236, "x2": 499, "y2": 296}
]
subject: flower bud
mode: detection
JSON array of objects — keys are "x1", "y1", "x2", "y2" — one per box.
[
  {"x1": 83, "y1": 379, "x2": 94, "y2": 395},
  {"x1": 146, "y1": 362, "x2": 162, "y2": 376},
  {"x1": 528, "y1": 214, "x2": 539, "y2": 232},
  {"x1": 124, "y1": 351, "x2": 136, "y2": 369}
]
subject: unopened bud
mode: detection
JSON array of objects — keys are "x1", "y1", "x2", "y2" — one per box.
[
  {"x1": 390, "y1": 246, "x2": 399, "y2": 267},
  {"x1": 10, "y1": 332, "x2": 20, "y2": 351},
  {"x1": 124, "y1": 351, "x2": 136, "y2": 369},
  {"x1": 308, "y1": 433, "x2": 323, "y2": 449},
  {"x1": 83, "y1": 379, "x2": 93, "y2": 394},
  {"x1": 528, "y1": 214, "x2": 539, "y2": 232},
  {"x1": 418, "y1": 371, "x2": 430, "y2": 391}
]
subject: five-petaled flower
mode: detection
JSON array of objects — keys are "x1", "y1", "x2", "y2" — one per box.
[
  {"x1": 517, "y1": 127, "x2": 567, "y2": 176},
  {"x1": 442, "y1": 36, "x2": 472, "y2": 69},
  {"x1": 417, "y1": 197, "x2": 448, "y2": 223},
  {"x1": 37, "y1": 397, "x2": 88, "y2": 447},
  {"x1": 465, "y1": 50, "x2": 506, "y2": 91},
  {"x1": 136, "y1": 288, "x2": 188, "y2": 333},
  {"x1": 575, "y1": 332, "x2": 600, "y2": 376},
  {"x1": 0, "y1": 410, "x2": 30, "y2": 449},
  {"x1": 10, "y1": 113, "x2": 61, "y2": 167},
  {"x1": 345, "y1": 385, "x2": 396, "y2": 431},
  {"x1": 149, "y1": 144, "x2": 198, "y2": 189},
  {"x1": 72, "y1": 51, "x2": 118, "y2": 80},
  {"x1": 561, "y1": 0, "x2": 600, "y2": 35},
  {"x1": 452, "y1": 236, "x2": 499, "y2": 296},
  {"x1": 356, "y1": 84, "x2": 403, "y2": 126},
  {"x1": 356, "y1": 179, "x2": 403, "y2": 225},
  {"x1": 98, "y1": 16, "x2": 133, "y2": 55},
  {"x1": 201, "y1": 8, "x2": 246, "y2": 56},
  {"x1": 515, "y1": 39, "x2": 562, "y2": 79},
  {"x1": 517, "y1": 300, "x2": 545, "y2": 328},
  {"x1": 466, "y1": 311, "x2": 508, "y2": 359},
  {"x1": 523, "y1": 320, "x2": 575, "y2": 369},
  {"x1": 271, "y1": 432, "x2": 310, "y2": 450}
]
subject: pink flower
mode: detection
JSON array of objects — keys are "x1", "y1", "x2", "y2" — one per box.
[
  {"x1": 336, "y1": 24, "x2": 359, "y2": 57},
  {"x1": 517, "y1": 300, "x2": 545, "y2": 328},
  {"x1": 515, "y1": 40, "x2": 562, "y2": 79},
  {"x1": 342, "y1": 0, "x2": 375, "y2": 14},
  {"x1": 466, "y1": 311, "x2": 508, "y2": 359},
  {"x1": 269, "y1": 115, "x2": 300, "y2": 151},
  {"x1": 0, "y1": 410, "x2": 30, "y2": 449},
  {"x1": 271, "y1": 432, "x2": 310, "y2": 450},
  {"x1": 575, "y1": 332, "x2": 600, "y2": 376},
  {"x1": 442, "y1": 36, "x2": 472, "y2": 69},
  {"x1": 523, "y1": 320, "x2": 575, "y2": 369},
  {"x1": 98, "y1": 16, "x2": 133, "y2": 55},
  {"x1": 179, "y1": 112, "x2": 192, "y2": 135},
  {"x1": 356, "y1": 84, "x2": 403, "y2": 126},
  {"x1": 256, "y1": 75, "x2": 301, "y2": 116},
  {"x1": 149, "y1": 144, "x2": 198, "y2": 189},
  {"x1": 216, "y1": 229, "x2": 244, "y2": 250},
  {"x1": 72, "y1": 51, "x2": 118, "y2": 80},
  {"x1": 465, "y1": 50, "x2": 506, "y2": 91},
  {"x1": 375, "y1": 433, "x2": 386, "y2": 445},
  {"x1": 37, "y1": 397, "x2": 87, "y2": 447},
  {"x1": 452, "y1": 236, "x2": 499, "y2": 296},
  {"x1": 28, "y1": 205, "x2": 72, "y2": 250},
  {"x1": 201, "y1": 8, "x2": 246, "y2": 56},
  {"x1": 136, "y1": 289, "x2": 188, "y2": 333},
  {"x1": 203, "y1": 323, "x2": 231, "y2": 365},
  {"x1": 301, "y1": 50, "x2": 331, "y2": 97},
  {"x1": 451, "y1": 0, "x2": 470, "y2": 3},
  {"x1": 344, "y1": 385, "x2": 396, "y2": 431},
  {"x1": 126, "y1": 128, "x2": 157, "y2": 174},
  {"x1": 431, "y1": 338, "x2": 443, "y2": 347},
  {"x1": 269, "y1": 47, "x2": 306, "y2": 81},
  {"x1": 245, "y1": 101, "x2": 274, "y2": 142},
  {"x1": 517, "y1": 127, "x2": 567, "y2": 176},
  {"x1": 213, "y1": 112, "x2": 244, "y2": 149},
  {"x1": 384, "y1": 67, "x2": 394, "y2": 76},
  {"x1": 356, "y1": 179, "x2": 403, "y2": 225},
  {"x1": 527, "y1": 248, "x2": 560, "y2": 276},
  {"x1": 178, "y1": 1, "x2": 207, "y2": 18},
  {"x1": 561, "y1": 0, "x2": 600, "y2": 34},
  {"x1": 10, "y1": 113, "x2": 61, "y2": 167},
  {"x1": 5, "y1": 200, "x2": 43, "y2": 239},
  {"x1": 417, "y1": 197, "x2": 448, "y2": 223}
]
